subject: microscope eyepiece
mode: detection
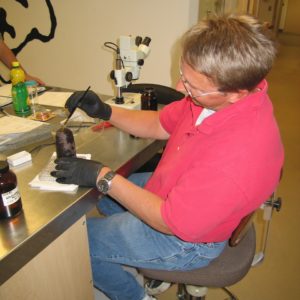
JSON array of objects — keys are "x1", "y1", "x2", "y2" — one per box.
[
  {"x1": 135, "y1": 36, "x2": 142, "y2": 46},
  {"x1": 142, "y1": 37, "x2": 151, "y2": 46}
]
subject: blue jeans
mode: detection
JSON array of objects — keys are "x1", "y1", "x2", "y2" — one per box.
[{"x1": 87, "y1": 173, "x2": 227, "y2": 300}]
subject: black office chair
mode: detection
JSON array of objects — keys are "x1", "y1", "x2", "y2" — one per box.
[
  {"x1": 123, "y1": 83, "x2": 184, "y2": 172},
  {"x1": 139, "y1": 193, "x2": 282, "y2": 300},
  {"x1": 140, "y1": 213, "x2": 256, "y2": 300},
  {"x1": 122, "y1": 83, "x2": 184, "y2": 105}
]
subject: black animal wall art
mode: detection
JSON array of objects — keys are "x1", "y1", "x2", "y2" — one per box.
[{"x1": 0, "y1": 0, "x2": 57, "y2": 83}]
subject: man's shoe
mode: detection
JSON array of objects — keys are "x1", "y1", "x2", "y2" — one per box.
[
  {"x1": 142, "y1": 294, "x2": 157, "y2": 300},
  {"x1": 145, "y1": 279, "x2": 171, "y2": 295}
]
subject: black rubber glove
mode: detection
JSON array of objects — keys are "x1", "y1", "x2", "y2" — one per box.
[
  {"x1": 51, "y1": 157, "x2": 103, "y2": 186},
  {"x1": 65, "y1": 90, "x2": 112, "y2": 120}
]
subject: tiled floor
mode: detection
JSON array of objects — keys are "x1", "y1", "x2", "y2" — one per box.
[{"x1": 94, "y1": 32, "x2": 300, "y2": 300}]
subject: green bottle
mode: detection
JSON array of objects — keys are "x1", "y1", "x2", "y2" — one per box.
[
  {"x1": 11, "y1": 83, "x2": 31, "y2": 116},
  {"x1": 10, "y1": 61, "x2": 31, "y2": 117}
]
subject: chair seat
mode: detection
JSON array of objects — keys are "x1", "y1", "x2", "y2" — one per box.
[{"x1": 139, "y1": 225, "x2": 256, "y2": 288}]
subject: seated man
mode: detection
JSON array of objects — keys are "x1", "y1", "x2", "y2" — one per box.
[
  {"x1": 0, "y1": 33, "x2": 44, "y2": 85},
  {"x1": 52, "y1": 14, "x2": 284, "y2": 300}
]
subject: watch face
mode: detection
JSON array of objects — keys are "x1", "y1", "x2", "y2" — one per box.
[
  {"x1": 97, "y1": 179, "x2": 109, "y2": 194},
  {"x1": 96, "y1": 171, "x2": 116, "y2": 194}
]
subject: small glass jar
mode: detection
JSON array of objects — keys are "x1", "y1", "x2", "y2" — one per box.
[
  {"x1": 141, "y1": 87, "x2": 158, "y2": 111},
  {"x1": 0, "y1": 160, "x2": 23, "y2": 219},
  {"x1": 25, "y1": 80, "x2": 38, "y2": 113}
]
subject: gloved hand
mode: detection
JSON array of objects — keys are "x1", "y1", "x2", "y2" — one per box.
[
  {"x1": 65, "y1": 90, "x2": 112, "y2": 120},
  {"x1": 51, "y1": 157, "x2": 103, "y2": 186}
]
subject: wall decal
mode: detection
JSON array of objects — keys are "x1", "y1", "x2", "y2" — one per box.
[{"x1": 0, "y1": 0, "x2": 57, "y2": 83}]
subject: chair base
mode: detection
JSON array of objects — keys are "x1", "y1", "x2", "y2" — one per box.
[
  {"x1": 221, "y1": 287, "x2": 238, "y2": 300},
  {"x1": 175, "y1": 284, "x2": 238, "y2": 300},
  {"x1": 177, "y1": 284, "x2": 206, "y2": 300}
]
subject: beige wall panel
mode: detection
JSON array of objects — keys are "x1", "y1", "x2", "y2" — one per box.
[
  {"x1": 284, "y1": 0, "x2": 300, "y2": 34},
  {"x1": 1, "y1": 0, "x2": 199, "y2": 95},
  {"x1": 0, "y1": 216, "x2": 94, "y2": 300}
]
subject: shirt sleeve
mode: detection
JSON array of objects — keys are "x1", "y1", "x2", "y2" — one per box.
[{"x1": 159, "y1": 97, "x2": 189, "y2": 134}]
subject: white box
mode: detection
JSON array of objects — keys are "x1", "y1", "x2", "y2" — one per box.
[{"x1": 7, "y1": 151, "x2": 32, "y2": 167}]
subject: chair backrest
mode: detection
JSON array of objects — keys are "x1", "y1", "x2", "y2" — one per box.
[
  {"x1": 229, "y1": 211, "x2": 256, "y2": 247},
  {"x1": 230, "y1": 174, "x2": 283, "y2": 248},
  {"x1": 121, "y1": 83, "x2": 184, "y2": 104}
]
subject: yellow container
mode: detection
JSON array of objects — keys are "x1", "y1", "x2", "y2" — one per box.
[{"x1": 10, "y1": 61, "x2": 25, "y2": 86}]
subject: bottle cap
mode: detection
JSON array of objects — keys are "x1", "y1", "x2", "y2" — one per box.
[
  {"x1": 143, "y1": 87, "x2": 155, "y2": 94},
  {"x1": 12, "y1": 61, "x2": 20, "y2": 67},
  {"x1": 25, "y1": 80, "x2": 37, "y2": 87},
  {"x1": 0, "y1": 161, "x2": 9, "y2": 174}
]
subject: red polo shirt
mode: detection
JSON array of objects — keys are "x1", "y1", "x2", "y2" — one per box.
[{"x1": 145, "y1": 80, "x2": 284, "y2": 242}]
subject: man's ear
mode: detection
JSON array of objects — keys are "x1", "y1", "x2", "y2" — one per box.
[{"x1": 227, "y1": 90, "x2": 249, "y2": 104}]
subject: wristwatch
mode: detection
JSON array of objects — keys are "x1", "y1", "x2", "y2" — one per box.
[{"x1": 96, "y1": 171, "x2": 116, "y2": 194}]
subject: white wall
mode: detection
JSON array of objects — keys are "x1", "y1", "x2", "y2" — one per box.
[{"x1": 1, "y1": 0, "x2": 199, "y2": 95}]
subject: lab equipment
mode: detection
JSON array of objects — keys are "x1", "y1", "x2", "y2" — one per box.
[
  {"x1": 141, "y1": 87, "x2": 157, "y2": 111},
  {"x1": 25, "y1": 80, "x2": 38, "y2": 114},
  {"x1": 63, "y1": 86, "x2": 91, "y2": 126},
  {"x1": 0, "y1": 160, "x2": 23, "y2": 219},
  {"x1": 55, "y1": 86, "x2": 90, "y2": 159},
  {"x1": 104, "y1": 35, "x2": 151, "y2": 109},
  {"x1": 55, "y1": 127, "x2": 76, "y2": 158}
]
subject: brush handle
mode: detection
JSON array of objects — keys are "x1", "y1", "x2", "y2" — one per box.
[{"x1": 63, "y1": 86, "x2": 91, "y2": 126}]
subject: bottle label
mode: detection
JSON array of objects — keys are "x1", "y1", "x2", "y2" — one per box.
[
  {"x1": 1, "y1": 187, "x2": 21, "y2": 206},
  {"x1": 12, "y1": 83, "x2": 30, "y2": 116}
]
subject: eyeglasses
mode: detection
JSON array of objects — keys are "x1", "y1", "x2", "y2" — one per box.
[{"x1": 179, "y1": 69, "x2": 223, "y2": 99}]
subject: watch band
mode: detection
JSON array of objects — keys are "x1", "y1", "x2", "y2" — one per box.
[
  {"x1": 96, "y1": 171, "x2": 116, "y2": 194},
  {"x1": 105, "y1": 171, "x2": 116, "y2": 181}
]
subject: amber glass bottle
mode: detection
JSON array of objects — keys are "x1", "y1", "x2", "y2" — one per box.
[
  {"x1": 0, "y1": 161, "x2": 23, "y2": 219},
  {"x1": 141, "y1": 87, "x2": 158, "y2": 111}
]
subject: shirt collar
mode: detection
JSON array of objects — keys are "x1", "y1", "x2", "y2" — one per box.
[{"x1": 189, "y1": 79, "x2": 269, "y2": 134}]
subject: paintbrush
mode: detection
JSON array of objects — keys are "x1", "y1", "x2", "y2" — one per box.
[{"x1": 63, "y1": 86, "x2": 91, "y2": 126}]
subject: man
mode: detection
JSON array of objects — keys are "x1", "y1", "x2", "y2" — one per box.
[
  {"x1": 0, "y1": 33, "x2": 44, "y2": 85},
  {"x1": 52, "y1": 14, "x2": 284, "y2": 300}
]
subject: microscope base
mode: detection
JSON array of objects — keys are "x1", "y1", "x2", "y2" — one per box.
[{"x1": 106, "y1": 93, "x2": 141, "y2": 110}]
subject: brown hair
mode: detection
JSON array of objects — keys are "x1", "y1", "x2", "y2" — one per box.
[{"x1": 182, "y1": 14, "x2": 277, "y2": 92}]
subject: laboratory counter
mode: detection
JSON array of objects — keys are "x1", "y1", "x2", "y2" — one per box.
[{"x1": 0, "y1": 90, "x2": 165, "y2": 299}]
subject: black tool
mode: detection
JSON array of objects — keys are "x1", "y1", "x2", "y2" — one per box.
[
  {"x1": 0, "y1": 106, "x2": 9, "y2": 117},
  {"x1": 63, "y1": 86, "x2": 91, "y2": 126}
]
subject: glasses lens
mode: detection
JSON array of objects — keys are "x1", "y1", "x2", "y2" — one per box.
[
  {"x1": 180, "y1": 69, "x2": 221, "y2": 99},
  {"x1": 180, "y1": 74, "x2": 192, "y2": 97}
]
